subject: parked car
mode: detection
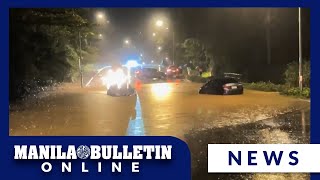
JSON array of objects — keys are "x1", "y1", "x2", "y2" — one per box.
[
  {"x1": 135, "y1": 68, "x2": 165, "y2": 80},
  {"x1": 165, "y1": 65, "x2": 182, "y2": 78},
  {"x1": 199, "y1": 77, "x2": 243, "y2": 95}
]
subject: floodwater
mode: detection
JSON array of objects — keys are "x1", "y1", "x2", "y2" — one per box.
[
  {"x1": 10, "y1": 82, "x2": 309, "y2": 137},
  {"x1": 9, "y1": 82, "x2": 310, "y2": 179},
  {"x1": 187, "y1": 109, "x2": 310, "y2": 180}
]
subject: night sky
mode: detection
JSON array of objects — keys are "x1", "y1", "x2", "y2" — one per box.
[{"x1": 97, "y1": 8, "x2": 309, "y2": 81}]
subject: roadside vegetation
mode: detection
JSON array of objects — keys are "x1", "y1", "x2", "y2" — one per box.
[
  {"x1": 187, "y1": 76, "x2": 209, "y2": 83},
  {"x1": 241, "y1": 61, "x2": 310, "y2": 98},
  {"x1": 244, "y1": 82, "x2": 310, "y2": 99},
  {"x1": 175, "y1": 37, "x2": 310, "y2": 99},
  {"x1": 10, "y1": 9, "x2": 99, "y2": 101},
  {"x1": 186, "y1": 58, "x2": 310, "y2": 99}
]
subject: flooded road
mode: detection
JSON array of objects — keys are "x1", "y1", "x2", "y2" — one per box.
[
  {"x1": 187, "y1": 109, "x2": 310, "y2": 180},
  {"x1": 10, "y1": 82, "x2": 310, "y2": 179},
  {"x1": 10, "y1": 82, "x2": 309, "y2": 137}
]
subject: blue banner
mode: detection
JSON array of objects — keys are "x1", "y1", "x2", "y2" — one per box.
[{"x1": 7, "y1": 136, "x2": 190, "y2": 179}]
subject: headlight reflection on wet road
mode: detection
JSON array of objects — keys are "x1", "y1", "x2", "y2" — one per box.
[
  {"x1": 126, "y1": 95, "x2": 145, "y2": 136},
  {"x1": 151, "y1": 83, "x2": 172, "y2": 100}
]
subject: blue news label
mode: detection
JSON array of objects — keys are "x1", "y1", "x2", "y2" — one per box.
[{"x1": 208, "y1": 144, "x2": 317, "y2": 173}]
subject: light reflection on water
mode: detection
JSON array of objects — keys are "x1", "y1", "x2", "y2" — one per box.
[
  {"x1": 126, "y1": 95, "x2": 145, "y2": 136},
  {"x1": 186, "y1": 109, "x2": 310, "y2": 180},
  {"x1": 150, "y1": 83, "x2": 172, "y2": 100}
]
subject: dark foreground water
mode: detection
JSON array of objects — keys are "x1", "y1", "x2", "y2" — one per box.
[{"x1": 186, "y1": 109, "x2": 310, "y2": 180}]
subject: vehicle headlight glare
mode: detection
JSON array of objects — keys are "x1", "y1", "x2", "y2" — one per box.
[{"x1": 102, "y1": 69, "x2": 128, "y2": 89}]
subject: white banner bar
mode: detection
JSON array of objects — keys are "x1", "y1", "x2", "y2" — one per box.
[{"x1": 208, "y1": 144, "x2": 319, "y2": 173}]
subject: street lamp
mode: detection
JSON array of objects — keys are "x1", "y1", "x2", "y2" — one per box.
[
  {"x1": 152, "y1": 32, "x2": 156, "y2": 37},
  {"x1": 99, "y1": 34, "x2": 103, "y2": 38},
  {"x1": 158, "y1": 46, "x2": 162, "y2": 50},
  {"x1": 96, "y1": 12, "x2": 104, "y2": 19},
  {"x1": 124, "y1": 39, "x2": 130, "y2": 45},
  {"x1": 155, "y1": 20, "x2": 164, "y2": 27},
  {"x1": 96, "y1": 12, "x2": 110, "y2": 25},
  {"x1": 97, "y1": 14, "x2": 103, "y2": 19},
  {"x1": 154, "y1": 19, "x2": 175, "y2": 65}
]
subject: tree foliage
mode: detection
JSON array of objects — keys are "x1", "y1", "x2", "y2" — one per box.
[
  {"x1": 284, "y1": 60, "x2": 310, "y2": 88},
  {"x1": 177, "y1": 38, "x2": 213, "y2": 70},
  {"x1": 10, "y1": 8, "x2": 99, "y2": 100}
]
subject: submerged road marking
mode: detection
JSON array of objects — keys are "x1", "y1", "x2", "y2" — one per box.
[{"x1": 126, "y1": 94, "x2": 145, "y2": 136}]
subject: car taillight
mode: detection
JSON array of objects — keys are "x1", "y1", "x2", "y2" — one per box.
[
  {"x1": 176, "y1": 68, "x2": 179, "y2": 71},
  {"x1": 167, "y1": 69, "x2": 172, "y2": 72}
]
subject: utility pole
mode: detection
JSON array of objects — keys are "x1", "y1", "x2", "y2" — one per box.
[
  {"x1": 172, "y1": 31, "x2": 175, "y2": 65},
  {"x1": 78, "y1": 31, "x2": 83, "y2": 88},
  {"x1": 298, "y1": 7, "x2": 303, "y2": 91},
  {"x1": 266, "y1": 8, "x2": 271, "y2": 65}
]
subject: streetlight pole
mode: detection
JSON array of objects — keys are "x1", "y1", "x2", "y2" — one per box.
[
  {"x1": 266, "y1": 8, "x2": 271, "y2": 65},
  {"x1": 298, "y1": 7, "x2": 303, "y2": 90},
  {"x1": 172, "y1": 31, "x2": 175, "y2": 65},
  {"x1": 78, "y1": 31, "x2": 83, "y2": 88},
  {"x1": 154, "y1": 18, "x2": 176, "y2": 65}
]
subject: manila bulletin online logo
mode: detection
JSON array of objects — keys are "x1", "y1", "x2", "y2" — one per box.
[
  {"x1": 14, "y1": 144, "x2": 172, "y2": 173},
  {"x1": 76, "y1": 145, "x2": 91, "y2": 159}
]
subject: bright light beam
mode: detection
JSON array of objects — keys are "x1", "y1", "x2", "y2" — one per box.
[{"x1": 126, "y1": 60, "x2": 139, "y2": 68}]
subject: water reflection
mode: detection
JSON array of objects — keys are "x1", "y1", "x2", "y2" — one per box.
[
  {"x1": 301, "y1": 109, "x2": 306, "y2": 138},
  {"x1": 151, "y1": 83, "x2": 172, "y2": 100},
  {"x1": 126, "y1": 95, "x2": 145, "y2": 136},
  {"x1": 185, "y1": 110, "x2": 310, "y2": 180}
]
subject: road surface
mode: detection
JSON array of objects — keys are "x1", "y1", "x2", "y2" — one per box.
[
  {"x1": 10, "y1": 81, "x2": 310, "y2": 179},
  {"x1": 10, "y1": 82, "x2": 309, "y2": 138}
]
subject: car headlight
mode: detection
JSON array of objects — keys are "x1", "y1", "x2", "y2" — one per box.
[{"x1": 102, "y1": 69, "x2": 128, "y2": 89}]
